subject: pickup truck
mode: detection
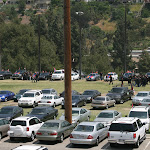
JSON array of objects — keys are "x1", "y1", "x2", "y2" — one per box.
[{"x1": 106, "y1": 87, "x2": 134, "y2": 104}]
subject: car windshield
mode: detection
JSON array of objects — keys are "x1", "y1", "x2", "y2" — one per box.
[
  {"x1": 143, "y1": 99, "x2": 150, "y2": 102},
  {"x1": 72, "y1": 110, "x2": 79, "y2": 116},
  {"x1": 109, "y1": 123, "x2": 135, "y2": 132},
  {"x1": 129, "y1": 111, "x2": 147, "y2": 119},
  {"x1": 108, "y1": 73, "x2": 113, "y2": 76},
  {"x1": 97, "y1": 112, "x2": 113, "y2": 118},
  {"x1": 89, "y1": 73, "x2": 95, "y2": 76},
  {"x1": 94, "y1": 97, "x2": 105, "y2": 101},
  {"x1": 82, "y1": 91, "x2": 94, "y2": 95},
  {"x1": 41, "y1": 96, "x2": 53, "y2": 99},
  {"x1": 23, "y1": 93, "x2": 34, "y2": 97},
  {"x1": 0, "y1": 91, "x2": 7, "y2": 94},
  {"x1": 41, "y1": 122, "x2": 59, "y2": 129},
  {"x1": 54, "y1": 71, "x2": 61, "y2": 74},
  {"x1": 111, "y1": 88, "x2": 123, "y2": 93},
  {"x1": 11, "y1": 120, "x2": 26, "y2": 126},
  {"x1": 136, "y1": 93, "x2": 148, "y2": 97},
  {"x1": 17, "y1": 90, "x2": 27, "y2": 95},
  {"x1": 30, "y1": 109, "x2": 46, "y2": 115},
  {"x1": 0, "y1": 108, "x2": 13, "y2": 114},
  {"x1": 74, "y1": 125, "x2": 94, "y2": 132},
  {"x1": 72, "y1": 96, "x2": 79, "y2": 100},
  {"x1": 124, "y1": 73, "x2": 132, "y2": 77},
  {"x1": 42, "y1": 90, "x2": 51, "y2": 94}
]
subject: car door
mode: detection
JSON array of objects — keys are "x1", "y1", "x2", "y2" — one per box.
[
  {"x1": 96, "y1": 123, "x2": 107, "y2": 141},
  {"x1": 136, "y1": 119, "x2": 145, "y2": 139},
  {"x1": 80, "y1": 109, "x2": 88, "y2": 122},
  {"x1": 61, "y1": 121, "x2": 69, "y2": 138},
  {"x1": 2, "y1": 119, "x2": 9, "y2": 136}
]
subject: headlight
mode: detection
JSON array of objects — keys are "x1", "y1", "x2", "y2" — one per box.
[
  {"x1": 87, "y1": 97, "x2": 91, "y2": 100},
  {"x1": 2, "y1": 96, "x2": 5, "y2": 98},
  {"x1": 72, "y1": 120, "x2": 76, "y2": 123}
]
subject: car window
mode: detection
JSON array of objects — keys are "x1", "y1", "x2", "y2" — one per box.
[
  {"x1": 96, "y1": 123, "x2": 104, "y2": 131},
  {"x1": 133, "y1": 122, "x2": 138, "y2": 131},
  {"x1": 106, "y1": 97, "x2": 109, "y2": 101},
  {"x1": 64, "y1": 121, "x2": 71, "y2": 126},
  {"x1": 3, "y1": 119, "x2": 9, "y2": 124},
  {"x1": 34, "y1": 118, "x2": 40, "y2": 124},
  {"x1": 114, "y1": 111, "x2": 119, "y2": 116},
  {"x1": 11, "y1": 120, "x2": 26, "y2": 126},
  {"x1": 137, "y1": 119, "x2": 143, "y2": 128},
  {"x1": 0, "y1": 120, "x2": 4, "y2": 126},
  {"x1": 75, "y1": 125, "x2": 94, "y2": 132},
  {"x1": 61, "y1": 122, "x2": 66, "y2": 128},
  {"x1": 29, "y1": 119, "x2": 36, "y2": 125}
]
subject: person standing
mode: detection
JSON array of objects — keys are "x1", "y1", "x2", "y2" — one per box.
[{"x1": 109, "y1": 75, "x2": 113, "y2": 85}]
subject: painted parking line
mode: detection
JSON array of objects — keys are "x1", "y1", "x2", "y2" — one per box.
[{"x1": 143, "y1": 141, "x2": 150, "y2": 150}]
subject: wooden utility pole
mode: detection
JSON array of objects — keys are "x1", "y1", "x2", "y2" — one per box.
[
  {"x1": 38, "y1": 14, "x2": 41, "y2": 74},
  {"x1": 64, "y1": 0, "x2": 72, "y2": 123}
]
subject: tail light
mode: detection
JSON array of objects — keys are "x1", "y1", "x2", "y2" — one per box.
[
  {"x1": 139, "y1": 103, "x2": 141, "y2": 105},
  {"x1": 108, "y1": 132, "x2": 110, "y2": 137},
  {"x1": 90, "y1": 98, "x2": 93, "y2": 101},
  {"x1": 87, "y1": 135, "x2": 93, "y2": 139},
  {"x1": 36, "y1": 132, "x2": 42, "y2": 135},
  {"x1": 133, "y1": 133, "x2": 136, "y2": 138},
  {"x1": 50, "y1": 132, "x2": 57, "y2": 135},
  {"x1": 149, "y1": 104, "x2": 150, "y2": 105},
  {"x1": 38, "y1": 101, "x2": 41, "y2": 103},
  {"x1": 70, "y1": 134, "x2": 73, "y2": 138},
  {"x1": 26, "y1": 127, "x2": 29, "y2": 131},
  {"x1": 47, "y1": 101, "x2": 51, "y2": 103}
]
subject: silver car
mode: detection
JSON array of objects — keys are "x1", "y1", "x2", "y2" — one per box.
[
  {"x1": 0, "y1": 118, "x2": 9, "y2": 140},
  {"x1": 139, "y1": 97, "x2": 150, "y2": 106},
  {"x1": 70, "y1": 121, "x2": 108, "y2": 146},
  {"x1": 132, "y1": 91, "x2": 150, "y2": 105},
  {"x1": 59, "y1": 108, "x2": 91, "y2": 125},
  {"x1": 94, "y1": 110, "x2": 121, "y2": 127},
  {"x1": 91, "y1": 96, "x2": 116, "y2": 109}
]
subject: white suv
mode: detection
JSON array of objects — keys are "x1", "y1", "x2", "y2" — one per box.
[
  {"x1": 52, "y1": 70, "x2": 64, "y2": 80},
  {"x1": 108, "y1": 117, "x2": 146, "y2": 148},
  {"x1": 12, "y1": 145, "x2": 48, "y2": 150},
  {"x1": 8, "y1": 116, "x2": 43, "y2": 141},
  {"x1": 128, "y1": 106, "x2": 150, "y2": 131},
  {"x1": 18, "y1": 90, "x2": 43, "y2": 107}
]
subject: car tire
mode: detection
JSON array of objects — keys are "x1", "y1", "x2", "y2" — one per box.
[
  {"x1": 59, "y1": 134, "x2": 64, "y2": 143},
  {"x1": 33, "y1": 102, "x2": 36, "y2": 108},
  {"x1": 53, "y1": 103, "x2": 56, "y2": 108},
  {"x1": 110, "y1": 143, "x2": 115, "y2": 147},
  {"x1": 120, "y1": 100, "x2": 124, "y2": 104},
  {"x1": 5, "y1": 97, "x2": 7, "y2": 102},
  {"x1": 29, "y1": 132, "x2": 35, "y2": 141},
  {"x1": 113, "y1": 103, "x2": 115, "y2": 107},
  {"x1": 0, "y1": 133, "x2": 2, "y2": 141},
  {"x1": 53, "y1": 115, "x2": 56, "y2": 120},
  {"x1": 95, "y1": 137, "x2": 99, "y2": 146},
  {"x1": 135, "y1": 138, "x2": 140, "y2": 148},
  {"x1": 106, "y1": 105, "x2": 108, "y2": 109},
  {"x1": 87, "y1": 116, "x2": 90, "y2": 121},
  {"x1": 84, "y1": 101, "x2": 86, "y2": 106}
]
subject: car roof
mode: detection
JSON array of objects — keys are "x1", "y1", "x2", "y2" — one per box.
[
  {"x1": 72, "y1": 107, "x2": 84, "y2": 111},
  {"x1": 12, "y1": 145, "x2": 47, "y2": 150},
  {"x1": 79, "y1": 121, "x2": 100, "y2": 126},
  {"x1": 45, "y1": 120, "x2": 64, "y2": 123},
  {"x1": 42, "y1": 88, "x2": 54, "y2": 91},
  {"x1": 24, "y1": 90, "x2": 41, "y2": 93},
  {"x1": 32, "y1": 106, "x2": 53, "y2": 109},
  {"x1": 100, "y1": 110, "x2": 116, "y2": 113},
  {"x1": 1, "y1": 106, "x2": 19, "y2": 109},
  {"x1": 112, "y1": 117, "x2": 137, "y2": 124},
  {"x1": 130, "y1": 106, "x2": 149, "y2": 111},
  {"x1": 95, "y1": 96, "x2": 107, "y2": 98},
  {"x1": 12, "y1": 116, "x2": 35, "y2": 121},
  {"x1": 83, "y1": 90, "x2": 97, "y2": 92}
]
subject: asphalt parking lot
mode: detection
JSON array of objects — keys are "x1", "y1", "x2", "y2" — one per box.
[{"x1": 1, "y1": 134, "x2": 150, "y2": 150}]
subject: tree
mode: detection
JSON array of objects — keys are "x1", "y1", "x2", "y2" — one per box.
[
  {"x1": 18, "y1": 0, "x2": 26, "y2": 16},
  {"x1": 138, "y1": 51, "x2": 150, "y2": 74}
]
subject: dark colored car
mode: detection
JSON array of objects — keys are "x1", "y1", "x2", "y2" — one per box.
[
  {"x1": 0, "y1": 71, "x2": 12, "y2": 80},
  {"x1": 106, "y1": 87, "x2": 134, "y2": 104},
  {"x1": 60, "y1": 90, "x2": 80, "y2": 98},
  {"x1": 14, "y1": 89, "x2": 31, "y2": 102},
  {"x1": 39, "y1": 72, "x2": 51, "y2": 80},
  {"x1": 0, "y1": 106, "x2": 23, "y2": 121},
  {"x1": 0, "y1": 90, "x2": 15, "y2": 102},
  {"x1": 0, "y1": 118, "x2": 9, "y2": 140},
  {"x1": 81, "y1": 90, "x2": 101, "y2": 103},
  {"x1": 120, "y1": 72, "x2": 134, "y2": 81},
  {"x1": 62, "y1": 95, "x2": 86, "y2": 109},
  {"x1": 26, "y1": 106, "x2": 58, "y2": 121},
  {"x1": 11, "y1": 69, "x2": 27, "y2": 80}
]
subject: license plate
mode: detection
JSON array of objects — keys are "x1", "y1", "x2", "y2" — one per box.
[
  {"x1": 10, "y1": 133, "x2": 14, "y2": 136},
  {"x1": 119, "y1": 139, "x2": 124, "y2": 143}
]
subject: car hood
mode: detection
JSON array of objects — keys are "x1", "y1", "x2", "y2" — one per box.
[
  {"x1": 107, "y1": 93, "x2": 121, "y2": 97},
  {"x1": 0, "y1": 94, "x2": 7, "y2": 97},
  {"x1": 132, "y1": 96, "x2": 147, "y2": 100},
  {"x1": 59, "y1": 115, "x2": 79, "y2": 121},
  {"x1": 20, "y1": 97, "x2": 35, "y2": 100},
  {"x1": 26, "y1": 114, "x2": 44, "y2": 119},
  {"x1": 81, "y1": 95, "x2": 92, "y2": 98},
  {"x1": 94, "y1": 118, "x2": 113, "y2": 122}
]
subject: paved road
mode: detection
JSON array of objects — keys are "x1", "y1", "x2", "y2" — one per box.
[{"x1": 1, "y1": 135, "x2": 150, "y2": 150}]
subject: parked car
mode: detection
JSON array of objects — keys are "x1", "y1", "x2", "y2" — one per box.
[
  {"x1": 128, "y1": 106, "x2": 150, "y2": 131},
  {"x1": 91, "y1": 96, "x2": 116, "y2": 109},
  {"x1": 26, "y1": 106, "x2": 58, "y2": 121},
  {"x1": 106, "y1": 87, "x2": 134, "y2": 104},
  {"x1": 108, "y1": 117, "x2": 146, "y2": 148},
  {"x1": 70, "y1": 121, "x2": 108, "y2": 146},
  {"x1": 52, "y1": 69, "x2": 64, "y2": 80},
  {"x1": 42, "y1": 88, "x2": 58, "y2": 96},
  {"x1": 104, "y1": 72, "x2": 118, "y2": 81},
  {"x1": 81, "y1": 90, "x2": 101, "y2": 103},
  {"x1": 61, "y1": 95, "x2": 86, "y2": 109},
  {"x1": 139, "y1": 97, "x2": 150, "y2": 106},
  {"x1": 0, "y1": 106, "x2": 23, "y2": 121},
  {"x1": 121, "y1": 72, "x2": 134, "y2": 81},
  {"x1": 0, "y1": 70, "x2": 12, "y2": 80},
  {"x1": 94, "y1": 110, "x2": 121, "y2": 127},
  {"x1": 12, "y1": 145, "x2": 48, "y2": 150},
  {"x1": 0, "y1": 118, "x2": 9, "y2": 140},
  {"x1": 0, "y1": 90, "x2": 15, "y2": 102},
  {"x1": 60, "y1": 90, "x2": 80, "y2": 98},
  {"x1": 7, "y1": 116, "x2": 44, "y2": 141},
  {"x1": 71, "y1": 72, "x2": 79, "y2": 81},
  {"x1": 11, "y1": 69, "x2": 27, "y2": 80},
  {"x1": 18, "y1": 90, "x2": 43, "y2": 107},
  {"x1": 132, "y1": 91, "x2": 150, "y2": 105},
  {"x1": 59, "y1": 108, "x2": 91, "y2": 125},
  {"x1": 39, "y1": 72, "x2": 51, "y2": 80},
  {"x1": 13, "y1": 89, "x2": 30, "y2": 102},
  {"x1": 36, "y1": 120, "x2": 74, "y2": 143},
  {"x1": 38, "y1": 95, "x2": 64, "y2": 108},
  {"x1": 86, "y1": 73, "x2": 100, "y2": 81}
]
